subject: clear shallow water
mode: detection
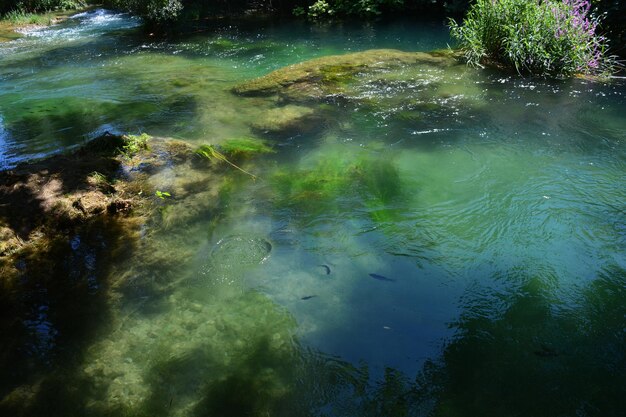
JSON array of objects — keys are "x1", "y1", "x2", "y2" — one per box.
[{"x1": 1, "y1": 9, "x2": 625, "y2": 417}]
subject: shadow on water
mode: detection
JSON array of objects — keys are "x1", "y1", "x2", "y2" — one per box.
[
  {"x1": 0, "y1": 135, "x2": 125, "y2": 238},
  {"x1": 410, "y1": 265, "x2": 626, "y2": 417},
  {"x1": 0, "y1": 219, "x2": 136, "y2": 416},
  {"x1": 0, "y1": 136, "x2": 140, "y2": 415},
  {"x1": 137, "y1": 334, "x2": 428, "y2": 417},
  {"x1": 293, "y1": 265, "x2": 626, "y2": 417},
  {"x1": 1, "y1": 187, "x2": 624, "y2": 416}
]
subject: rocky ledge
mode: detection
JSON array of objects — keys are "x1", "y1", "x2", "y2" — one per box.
[{"x1": 0, "y1": 133, "x2": 230, "y2": 282}]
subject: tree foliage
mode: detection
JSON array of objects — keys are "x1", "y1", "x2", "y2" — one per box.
[
  {"x1": 1, "y1": 0, "x2": 624, "y2": 60},
  {"x1": 98, "y1": 0, "x2": 471, "y2": 23},
  {"x1": 0, "y1": 0, "x2": 84, "y2": 15},
  {"x1": 100, "y1": 0, "x2": 183, "y2": 23}
]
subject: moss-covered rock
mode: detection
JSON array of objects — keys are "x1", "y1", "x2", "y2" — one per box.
[
  {"x1": 251, "y1": 105, "x2": 321, "y2": 135},
  {"x1": 232, "y1": 49, "x2": 459, "y2": 102},
  {"x1": 0, "y1": 133, "x2": 234, "y2": 282}
]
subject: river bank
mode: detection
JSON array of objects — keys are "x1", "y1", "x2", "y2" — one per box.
[{"x1": 0, "y1": 5, "x2": 97, "y2": 42}]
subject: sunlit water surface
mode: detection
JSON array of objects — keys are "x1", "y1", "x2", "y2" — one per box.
[{"x1": 0, "y1": 9, "x2": 625, "y2": 417}]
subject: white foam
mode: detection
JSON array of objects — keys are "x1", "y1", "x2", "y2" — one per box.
[{"x1": 21, "y1": 9, "x2": 140, "y2": 41}]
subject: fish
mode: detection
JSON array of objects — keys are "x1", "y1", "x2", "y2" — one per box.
[
  {"x1": 369, "y1": 273, "x2": 395, "y2": 282},
  {"x1": 301, "y1": 295, "x2": 317, "y2": 300},
  {"x1": 319, "y1": 264, "x2": 331, "y2": 275}
]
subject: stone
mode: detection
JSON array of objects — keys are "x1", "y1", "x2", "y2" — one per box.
[
  {"x1": 232, "y1": 49, "x2": 459, "y2": 102},
  {"x1": 251, "y1": 105, "x2": 320, "y2": 135}
]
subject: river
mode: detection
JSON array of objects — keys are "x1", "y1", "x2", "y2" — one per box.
[{"x1": 0, "y1": 9, "x2": 624, "y2": 417}]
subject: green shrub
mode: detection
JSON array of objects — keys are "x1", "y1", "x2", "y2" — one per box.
[
  {"x1": 3, "y1": 9, "x2": 48, "y2": 24},
  {"x1": 307, "y1": 0, "x2": 334, "y2": 18},
  {"x1": 449, "y1": 0, "x2": 612, "y2": 76},
  {"x1": 303, "y1": 0, "x2": 403, "y2": 18},
  {"x1": 101, "y1": 0, "x2": 182, "y2": 24},
  {"x1": 1, "y1": 0, "x2": 84, "y2": 17}
]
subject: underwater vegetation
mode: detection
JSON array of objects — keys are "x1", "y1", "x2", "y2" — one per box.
[
  {"x1": 270, "y1": 148, "x2": 404, "y2": 224},
  {"x1": 218, "y1": 137, "x2": 275, "y2": 159},
  {"x1": 231, "y1": 49, "x2": 459, "y2": 101},
  {"x1": 121, "y1": 132, "x2": 151, "y2": 158},
  {"x1": 196, "y1": 144, "x2": 259, "y2": 180},
  {"x1": 230, "y1": 48, "x2": 487, "y2": 143}
]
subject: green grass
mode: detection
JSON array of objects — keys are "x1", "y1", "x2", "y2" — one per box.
[{"x1": 1, "y1": 10, "x2": 52, "y2": 25}]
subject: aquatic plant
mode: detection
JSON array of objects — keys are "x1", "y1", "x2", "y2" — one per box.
[
  {"x1": 358, "y1": 158, "x2": 402, "y2": 204},
  {"x1": 219, "y1": 137, "x2": 275, "y2": 159},
  {"x1": 272, "y1": 155, "x2": 353, "y2": 207},
  {"x1": 155, "y1": 190, "x2": 171, "y2": 200},
  {"x1": 232, "y1": 49, "x2": 456, "y2": 100},
  {"x1": 449, "y1": 0, "x2": 613, "y2": 76},
  {"x1": 122, "y1": 133, "x2": 150, "y2": 157},
  {"x1": 270, "y1": 150, "x2": 404, "y2": 224},
  {"x1": 89, "y1": 171, "x2": 108, "y2": 184},
  {"x1": 196, "y1": 144, "x2": 258, "y2": 180}
]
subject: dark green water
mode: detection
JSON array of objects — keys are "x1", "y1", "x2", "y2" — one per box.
[{"x1": 1, "y1": 9, "x2": 625, "y2": 417}]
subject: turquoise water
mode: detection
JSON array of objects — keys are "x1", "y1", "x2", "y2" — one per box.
[{"x1": 1, "y1": 9, "x2": 625, "y2": 417}]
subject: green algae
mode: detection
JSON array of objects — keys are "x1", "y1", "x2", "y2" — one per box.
[
  {"x1": 232, "y1": 49, "x2": 459, "y2": 101},
  {"x1": 196, "y1": 144, "x2": 259, "y2": 180},
  {"x1": 271, "y1": 153, "x2": 355, "y2": 212},
  {"x1": 229, "y1": 48, "x2": 485, "y2": 139},
  {"x1": 0, "y1": 29, "x2": 21, "y2": 42},
  {"x1": 219, "y1": 137, "x2": 274, "y2": 158},
  {"x1": 270, "y1": 146, "x2": 404, "y2": 224}
]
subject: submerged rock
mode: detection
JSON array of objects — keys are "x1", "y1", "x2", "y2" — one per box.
[
  {"x1": 231, "y1": 49, "x2": 473, "y2": 136},
  {"x1": 232, "y1": 49, "x2": 459, "y2": 102},
  {"x1": 0, "y1": 133, "x2": 231, "y2": 283},
  {"x1": 251, "y1": 105, "x2": 321, "y2": 135}
]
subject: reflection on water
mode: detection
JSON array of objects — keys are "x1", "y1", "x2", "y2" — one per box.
[{"x1": 0, "y1": 8, "x2": 625, "y2": 417}]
